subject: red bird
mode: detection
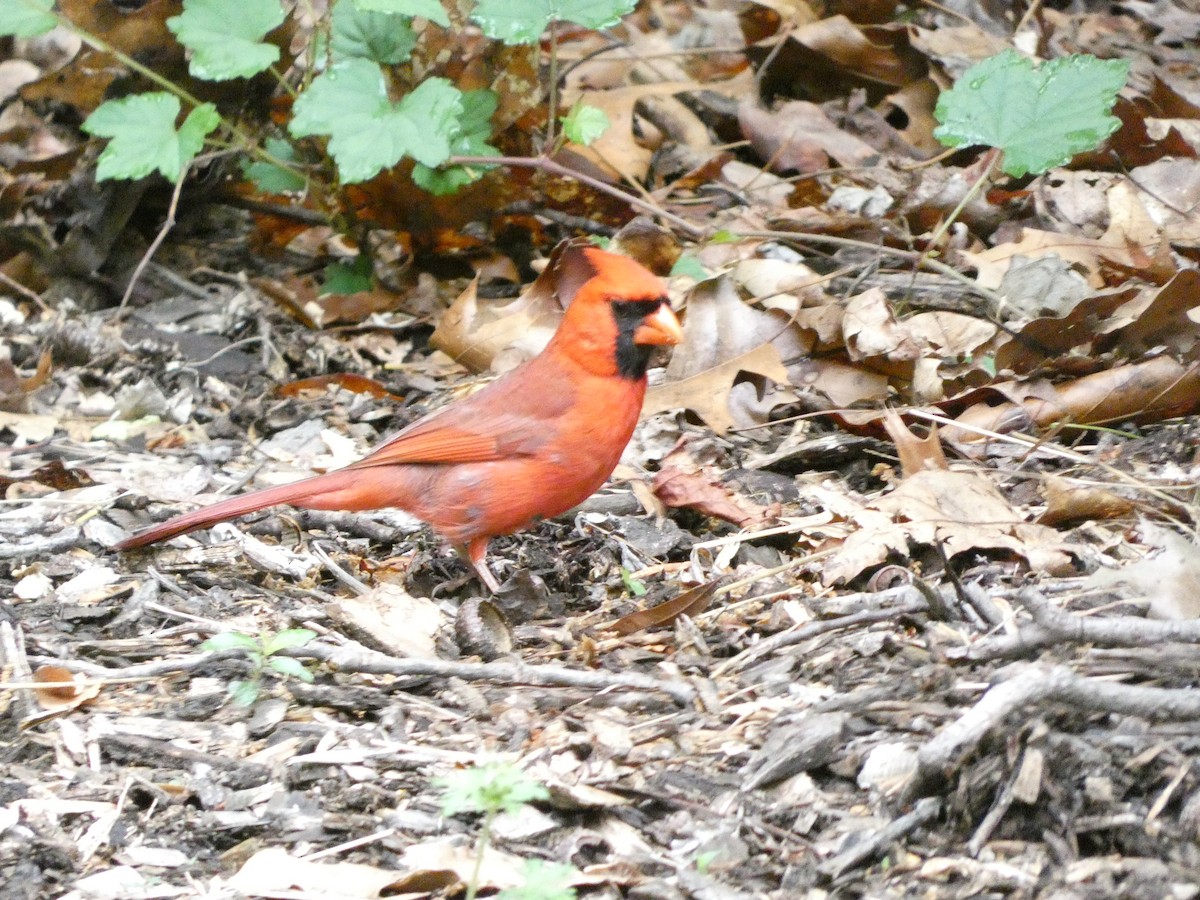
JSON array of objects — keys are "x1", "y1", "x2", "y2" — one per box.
[{"x1": 115, "y1": 245, "x2": 683, "y2": 591}]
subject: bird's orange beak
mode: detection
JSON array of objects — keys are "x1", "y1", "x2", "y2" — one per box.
[{"x1": 633, "y1": 302, "x2": 684, "y2": 346}]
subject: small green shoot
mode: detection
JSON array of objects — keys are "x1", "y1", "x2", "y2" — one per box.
[
  {"x1": 288, "y1": 60, "x2": 462, "y2": 182},
  {"x1": 670, "y1": 254, "x2": 708, "y2": 280},
  {"x1": 619, "y1": 567, "x2": 647, "y2": 597},
  {"x1": 438, "y1": 762, "x2": 553, "y2": 900},
  {"x1": 923, "y1": 50, "x2": 1129, "y2": 260},
  {"x1": 0, "y1": 0, "x2": 56, "y2": 37},
  {"x1": 330, "y1": 1, "x2": 417, "y2": 64},
  {"x1": 351, "y1": 0, "x2": 450, "y2": 28},
  {"x1": 321, "y1": 254, "x2": 375, "y2": 295},
  {"x1": 242, "y1": 137, "x2": 307, "y2": 193},
  {"x1": 202, "y1": 627, "x2": 317, "y2": 706},
  {"x1": 497, "y1": 859, "x2": 577, "y2": 900},
  {"x1": 560, "y1": 101, "x2": 609, "y2": 146}
]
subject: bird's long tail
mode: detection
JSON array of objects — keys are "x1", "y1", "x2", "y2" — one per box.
[{"x1": 114, "y1": 469, "x2": 372, "y2": 550}]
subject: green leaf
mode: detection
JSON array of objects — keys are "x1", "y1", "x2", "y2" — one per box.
[
  {"x1": 669, "y1": 254, "x2": 707, "y2": 280},
  {"x1": 202, "y1": 631, "x2": 261, "y2": 652},
  {"x1": 167, "y1": 0, "x2": 285, "y2": 80},
  {"x1": 472, "y1": 0, "x2": 635, "y2": 44},
  {"x1": 351, "y1": 0, "x2": 448, "y2": 27},
  {"x1": 560, "y1": 101, "x2": 609, "y2": 146},
  {"x1": 322, "y1": 254, "x2": 374, "y2": 294},
  {"x1": 438, "y1": 762, "x2": 550, "y2": 817},
  {"x1": 83, "y1": 94, "x2": 220, "y2": 181},
  {"x1": 290, "y1": 59, "x2": 462, "y2": 182},
  {"x1": 934, "y1": 50, "x2": 1130, "y2": 178},
  {"x1": 263, "y1": 627, "x2": 318, "y2": 655},
  {"x1": 0, "y1": 0, "x2": 56, "y2": 37},
  {"x1": 619, "y1": 567, "x2": 647, "y2": 597},
  {"x1": 412, "y1": 89, "x2": 500, "y2": 194},
  {"x1": 331, "y1": 0, "x2": 416, "y2": 63},
  {"x1": 243, "y1": 137, "x2": 307, "y2": 193},
  {"x1": 496, "y1": 860, "x2": 578, "y2": 900},
  {"x1": 228, "y1": 680, "x2": 261, "y2": 706},
  {"x1": 267, "y1": 656, "x2": 315, "y2": 682},
  {"x1": 708, "y1": 230, "x2": 737, "y2": 244}
]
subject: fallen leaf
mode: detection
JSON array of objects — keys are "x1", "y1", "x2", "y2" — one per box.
[
  {"x1": 1087, "y1": 521, "x2": 1200, "y2": 620},
  {"x1": 601, "y1": 580, "x2": 721, "y2": 635},
  {"x1": 327, "y1": 584, "x2": 444, "y2": 659},
  {"x1": 644, "y1": 276, "x2": 800, "y2": 433},
  {"x1": 652, "y1": 442, "x2": 777, "y2": 527},
  {"x1": 822, "y1": 469, "x2": 1075, "y2": 585},
  {"x1": 883, "y1": 409, "x2": 947, "y2": 476},
  {"x1": 1037, "y1": 476, "x2": 1134, "y2": 527},
  {"x1": 277, "y1": 373, "x2": 404, "y2": 401}
]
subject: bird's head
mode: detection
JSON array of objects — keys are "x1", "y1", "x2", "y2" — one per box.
[{"x1": 552, "y1": 245, "x2": 683, "y2": 380}]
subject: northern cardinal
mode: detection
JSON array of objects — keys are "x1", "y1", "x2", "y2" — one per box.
[{"x1": 115, "y1": 245, "x2": 683, "y2": 591}]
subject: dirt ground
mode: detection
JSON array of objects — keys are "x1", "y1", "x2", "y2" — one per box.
[
  {"x1": 6, "y1": 240, "x2": 1200, "y2": 899},
  {"x1": 6, "y1": 0, "x2": 1200, "y2": 897}
]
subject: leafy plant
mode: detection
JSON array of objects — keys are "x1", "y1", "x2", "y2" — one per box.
[
  {"x1": 1, "y1": 0, "x2": 629, "y2": 186},
  {"x1": 202, "y1": 627, "x2": 317, "y2": 706},
  {"x1": 0, "y1": 0, "x2": 632, "y2": 290},
  {"x1": 935, "y1": 49, "x2": 1128, "y2": 178},
  {"x1": 497, "y1": 860, "x2": 577, "y2": 900},
  {"x1": 438, "y1": 762, "x2": 574, "y2": 900},
  {"x1": 925, "y1": 49, "x2": 1129, "y2": 253}
]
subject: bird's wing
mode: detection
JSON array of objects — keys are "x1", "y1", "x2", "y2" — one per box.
[{"x1": 349, "y1": 370, "x2": 572, "y2": 468}]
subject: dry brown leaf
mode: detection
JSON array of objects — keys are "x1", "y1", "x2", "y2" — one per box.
[
  {"x1": 601, "y1": 580, "x2": 721, "y2": 635},
  {"x1": 228, "y1": 847, "x2": 410, "y2": 898},
  {"x1": 822, "y1": 469, "x2": 1074, "y2": 585},
  {"x1": 644, "y1": 344, "x2": 790, "y2": 434},
  {"x1": 1087, "y1": 522, "x2": 1200, "y2": 620},
  {"x1": 739, "y1": 99, "x2": 878, "y2": 174},
  {"x1": 950, "y1": 356, "x2": 1200, "y2": 440},
  {"x1": 960, "y1": 228, "x2": 1113, "y2": 290},
  {"x1": 788, "y1": 357, "x2": 891, "y2": 407},
  {"x1": 326, "y1": 585, "x2": 444, "y2": 659},
  {"x1": 994, "y1": 287, "x2": 1140, "y2": 374},
  {"x1": 277, "y1": 373, "x2": 404, "y2": 402},
  {"x1": 644, "y1": 276, "x2": 802, "y2": 433},
  {"x1": 429, "y1": 276, "x2": 560, "y2": 375},
  {"x1": 883, "y1": 409, "x2": 947, "y2": 476},
  {"x1": 1122, "y1": 158, "x2": 1200, "y2": 247},
  {"x1": 1107, "y1": 268, "x2": 1200, "y2": 357},
  {"x1": 31, "y1": 665, "x2": 101, "y2": 714},
  {"x1": 652, "y1": 442, "x2": 777, "y2": 527},
  {"x1": 1037, "y1": 476, "x2": 1134, "y2": 527},
  {"x1": 843, "y1": 289, "x2": 921, "y2": 362},
  {"x1": 560, "y1": 82, "x2": 706, "y2": 181},
  {"x1": 0, "y1": 349, "x2": 52, "y2": 412}
]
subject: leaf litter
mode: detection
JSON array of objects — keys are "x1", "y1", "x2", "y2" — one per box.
[{"x1": 7, "y1": 1, "x2": 1200, "y2": 898}]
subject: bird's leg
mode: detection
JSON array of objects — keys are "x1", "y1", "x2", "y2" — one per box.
[{"x1": 463, "y1": 538, "x2": 500, "y2": 593}]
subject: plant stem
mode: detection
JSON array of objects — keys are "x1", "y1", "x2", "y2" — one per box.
[
  {"x1": 546, "y1": 22, "x2": 559, "y2": 151},
  {"x1": 920, "y1": 149, "x2": 1002, "y2": 263},
  {"x1": 465, "y1": 810, "x2": 495, "y2": 900}
]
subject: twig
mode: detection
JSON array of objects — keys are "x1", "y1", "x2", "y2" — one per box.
[
  {"x1": 0, "y1": 527, "x2": 83, "y2": 560},
  {"x1": 293, "y1": 642, "x2": 697, "y2": 705},
  {"x1": 957, "y1": 588, "x2": 1200, "y2": 662},
  {"x1": 907, "y1": 663, "x2": 1200, "y2": 800},
  {"x1": 117, "y1": 159, "x2": 189, "y2": 313},
  {"x1": 819, "y1": 797, "x2": 941, "y2": 879},
  {"x1": 714, "y1": 587, "x2": 930, "y2": 676}
]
